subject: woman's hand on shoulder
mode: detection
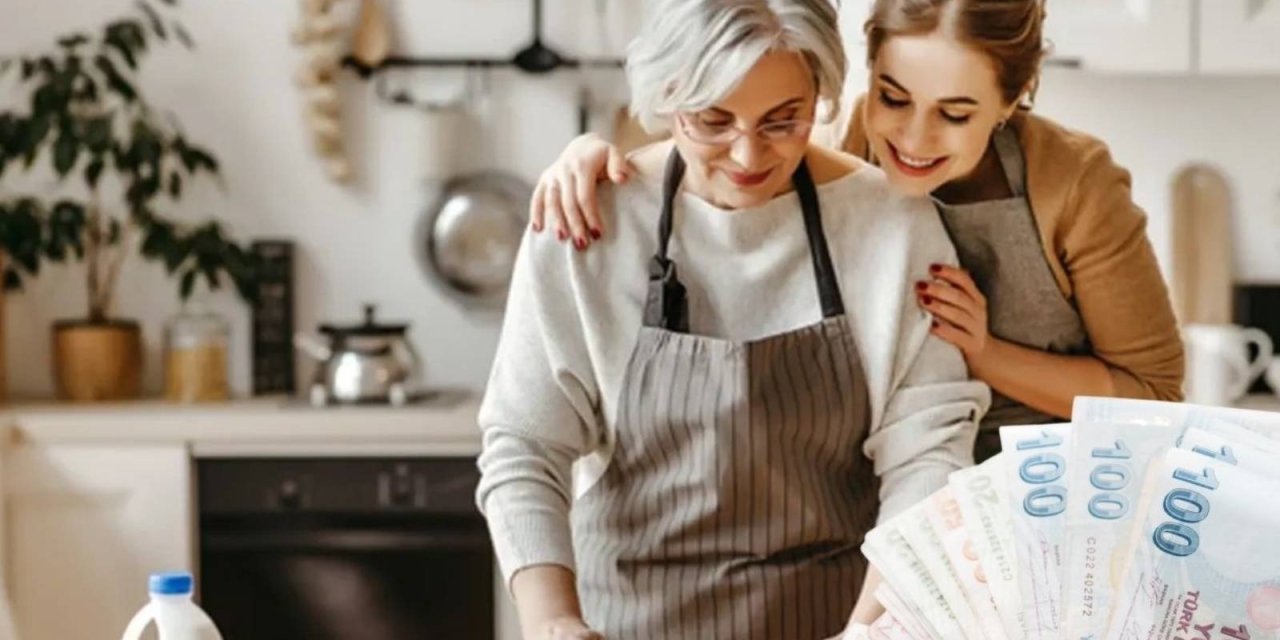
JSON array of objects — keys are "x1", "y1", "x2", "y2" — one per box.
[
  {"x1": 916, "y1": 263, "x2": 991, "y2": 366},
  {"x1": 530, "y1": 133, "x2": 631, "y2": 251}
]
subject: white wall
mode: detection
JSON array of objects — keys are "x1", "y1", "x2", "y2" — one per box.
[{"x1": 3, "y1": 0, "x2": 1280, "y2": 399}]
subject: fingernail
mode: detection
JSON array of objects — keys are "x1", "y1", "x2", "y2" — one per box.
[
  {"x1": 915, "y1": 282, "x2": 928, "y2": 292},
  {"x1": 922, "y1": 295, "x2": 933, "y2": 305},
  {"x1": 574, "y1": 238, "x2": 586, "y2": 251},
  {"x1": 531, "y1": 222, "x2": 543, "y2": 232},
  {"x1": 932, "y1": 320, "x2": 940, "y2": 328},
  {"x1": 929, "y1": 264, "x2": 941, "y2": 274},
  {"x1": 590, "y1": 228, "x2": 602, "y2": 240},
  {"x1": 557, "y1": 229, "x2": 568, "y2": 241}
]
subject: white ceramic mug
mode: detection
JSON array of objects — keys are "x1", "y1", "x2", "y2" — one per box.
[
  {"x1": 1264, "y1": 356, "x2": 1280, "y2": 396},
  {"x1": 1183, "y1": 323, "x2": 1274, "y2": 406}
]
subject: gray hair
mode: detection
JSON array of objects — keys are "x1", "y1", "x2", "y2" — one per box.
[{"x1": 626, "y1": 0, "x2": 847, "y2": 133}]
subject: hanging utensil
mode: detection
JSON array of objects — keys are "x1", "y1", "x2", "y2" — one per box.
[
  {"x1": 351, "y1": 0, "x2": 393, "y2": 68},
  {"x1": 1171, "y1": 163, "x2": 1234, "y2": 324},
  {"x1": 415, "y1": 69, "x2": 531, "y2": 309}
]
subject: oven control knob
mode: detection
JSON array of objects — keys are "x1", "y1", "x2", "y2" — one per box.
[{"x1": 278, "y1": 478, "x2": 303, "y2": 509}]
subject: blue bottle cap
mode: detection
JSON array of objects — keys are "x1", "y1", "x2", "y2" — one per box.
[{"x1": 149, "y1": 571, "x2": 194, "y2": 595}]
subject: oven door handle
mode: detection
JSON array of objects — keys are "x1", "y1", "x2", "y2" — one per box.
[{"x1": 202, "y1": 528, "x2": 493, "y2": 553}]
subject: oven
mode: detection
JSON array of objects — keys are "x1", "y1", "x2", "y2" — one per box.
[{"x1": 197, "y1": 457, "x2": 509, "y2": 639}]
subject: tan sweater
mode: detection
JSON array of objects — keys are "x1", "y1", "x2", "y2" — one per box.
[{"x1": 823, "y1": 96, "x2": 1184, "y2": 402}]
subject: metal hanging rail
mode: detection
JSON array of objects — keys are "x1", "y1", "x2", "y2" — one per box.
[{"x1": 342, "y1": 0, "x2": 625, "y2": 77}]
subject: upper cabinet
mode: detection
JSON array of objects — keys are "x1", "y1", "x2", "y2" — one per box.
[
  {"x1": 1200, "y1": 0, "x2": 1280, "y2": 73},
  {"x1": 1043, "y1": 0, "x2": 1196, "y2": 73}
]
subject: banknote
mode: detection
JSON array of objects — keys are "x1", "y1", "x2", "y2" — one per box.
[
  {"x1": 863, "y1": 519, "x2": 957, "y2": 640},
  {"x1": 919, "y1": 486, "x2": 1009, "y2": 640},
  {"x1": 1104, "y1": 445, "x2": 1280, "y2": 640},
  {"x1": 1001, "y1": 423, "x2": 1073, "y2": 640},
  {"x1": 872, "y1": 582, "x2": 939, "y2": 640},
  {"x1": 840, "y1": 622, "x2": 871, "y2": 640},
  {"x1": 1179, "y1": 424, "x2": 1280, "y2": 479},
  {"x1": 868, "y1": 611, "x2": 916, "y2": 640},
  {"x1": 898, "y1": 498, "x2": 986, "y2": 640},
  {"x1": 1062, "y1": 421, "x2": 1181, "y2": 640},
  {"x1": 948, "y1": 453, "x2": 1027, "y2": 639},
  {"x1": 1073, "y1": 396, "x2": 1280, "y2": 440}
]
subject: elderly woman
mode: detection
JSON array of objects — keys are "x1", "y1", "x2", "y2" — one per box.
[{"x1": 476, "y1": 0, "x2": 989, "y2": 638}]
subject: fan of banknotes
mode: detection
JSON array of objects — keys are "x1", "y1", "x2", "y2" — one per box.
[{"x1": 847, "y1": 396, "x2": 1280, "y2": 640}]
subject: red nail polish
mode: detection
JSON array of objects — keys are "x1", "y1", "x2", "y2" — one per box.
[
  {"x1": 916, "y1": 282, "x2": 928, "y2": 291},
  {"x1": 922, "y1": 295, "x2": 933, "y2": 305},
  {"x1": 929, "y1": 264, "x2": 941, "y2": 274},
  {"x1": 574, "y1": 238, "x2": 586, "y2": 251},
  {"x1": 557, "y1": 229, "x2": 568, "y2": 241},
  {"x1": 590, "y1": 228, "x2": 602, "y2": 240},
  {"x1": 932, "y1": 320, "x2": 940, "y2": 328}
]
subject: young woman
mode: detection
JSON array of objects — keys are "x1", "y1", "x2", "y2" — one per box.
[
  {"x1": 528, "y1": 0, "x2": 1185, "y2": 462},
  {"x1": 476, "y1": 0, "x2": 987, "y2": 637}
]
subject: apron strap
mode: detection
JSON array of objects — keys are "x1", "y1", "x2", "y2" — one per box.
[
  {"x1": 644, "y1": 151, "x2": 691, "y2": 331},
  {"x1": 644, "y1": 149, "x2": 846, "y2": 331},
  {"x1": 793, "y1": 160, "x2": 845, "y2": 318},
  {"x1": 991, "y1": 125, "x2": 1028, "y2": 197}
]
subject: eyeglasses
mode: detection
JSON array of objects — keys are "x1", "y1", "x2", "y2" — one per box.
[{"x1": 677, "y1": 112, "x2": 814, "y2": 145}]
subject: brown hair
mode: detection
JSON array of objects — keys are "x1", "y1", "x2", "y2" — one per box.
[{"x1": 864, "y1": 0, "x2": 1047, "y2": 108}]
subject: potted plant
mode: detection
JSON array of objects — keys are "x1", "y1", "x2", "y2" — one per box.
[{"x1": 0, "y1": 0, "x2": 258, "y2": 402}]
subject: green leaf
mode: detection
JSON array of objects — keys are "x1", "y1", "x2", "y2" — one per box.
[
  {"x1": 53, "y1": 130, "x2": 80, "y2": 176},
  {"x1": 180, "y1": 144, "x2": 219, "y2": 175},
  {"x1": 179, "y1": 268, "x2": 196, "y2": 299},
  {"x1": 57, "y1": 33, "x2": 90, "y2": 49},
  {"x1": 201, "y1": 264, "x2": 220, "y2": 290},
  {"x1": 93, "y1": 55, "x2": 136, "y2": 102},
  {"x1": 83, "y1": 116, "x2": 112, "y2": 152},
  {"x1": 36, "y1": 57, "x2": 56, "y2": 77},
  {"x1": 105, "y1": 31, "x2": 138, "y2": 70},
  {"x1": 173, "y1": 24, "x2": 193, "y2": 49},
  {"x1": 85, "y1": 157, "x2": 106, "y2": 188},
  {"x1": 137, "y1": 2, "x2": 168, "y2": 40}
]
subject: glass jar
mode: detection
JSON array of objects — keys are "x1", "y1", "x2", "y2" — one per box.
[{"x1": 164, "y1": 304, "x2": 230, "y2": 403}]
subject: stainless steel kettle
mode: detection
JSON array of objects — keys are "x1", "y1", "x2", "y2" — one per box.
[{"x1": 294, "y1": 304, "x2": 422, "y2": 406}]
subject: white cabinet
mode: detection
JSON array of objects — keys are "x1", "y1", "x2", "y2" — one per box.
[
  {"x1": 1044, "y1": 0, "x2": 1196, "y2": 73},
  {"x1": 1200, "y1": 0, "x2": 1280, "y2": 73},
  {"x1": 4, "y1": 443, "x2": 193, "y2": 640}
]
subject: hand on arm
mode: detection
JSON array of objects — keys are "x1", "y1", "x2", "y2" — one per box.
[{"x1": 918, "y1": 264, "x2": 1114, "y2": 418}]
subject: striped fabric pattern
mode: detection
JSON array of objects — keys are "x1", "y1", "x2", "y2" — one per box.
[{"x1": 571, "y1": 316, "x2": 878, "y2": 639}]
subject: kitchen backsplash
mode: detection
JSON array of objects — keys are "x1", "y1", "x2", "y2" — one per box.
[{"x1": 4, "y1": 0, "x2": 1280, "y2": 398}]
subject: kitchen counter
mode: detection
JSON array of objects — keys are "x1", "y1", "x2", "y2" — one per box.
[
  {"x1": 1230, "y1": 392, "x2": 1280, "y2": 413},
  {"x1": 0, "y1": 390, "x2": 482, "y2": 457}
]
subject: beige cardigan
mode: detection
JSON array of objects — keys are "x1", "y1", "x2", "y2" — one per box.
[{"x1": 822, "y1": 96, "x2": 1184, "y2": 402}]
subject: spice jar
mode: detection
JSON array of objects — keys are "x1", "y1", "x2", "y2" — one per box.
[{"x1": 164, "y1": 304, "x2": 230, "y2": 403}]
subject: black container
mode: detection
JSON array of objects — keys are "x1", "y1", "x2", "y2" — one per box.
[{"x1": 251, "y1": 240, "x2": 296, "y2": 395}]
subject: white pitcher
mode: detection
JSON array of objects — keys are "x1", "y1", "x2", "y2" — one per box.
[{"x1": 1183, "y1": 323, "x2": 1274, "y2": 406}]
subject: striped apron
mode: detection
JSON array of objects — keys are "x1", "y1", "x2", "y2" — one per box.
[
  {"x1": 570, "y1": 151, "x2": 878, "y2": 640},
  {"x1": 933, "y1": 127, "x2": 1090, "y2": 462}
]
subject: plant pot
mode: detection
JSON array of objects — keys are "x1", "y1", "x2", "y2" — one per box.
[{"x1": 52, "y1": 319, "x2": 143, "y2": 402}]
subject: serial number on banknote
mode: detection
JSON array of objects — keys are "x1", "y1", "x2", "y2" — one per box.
[{"x1": 1082, "y1": 536, "x2": 1097, "y2": 616}]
